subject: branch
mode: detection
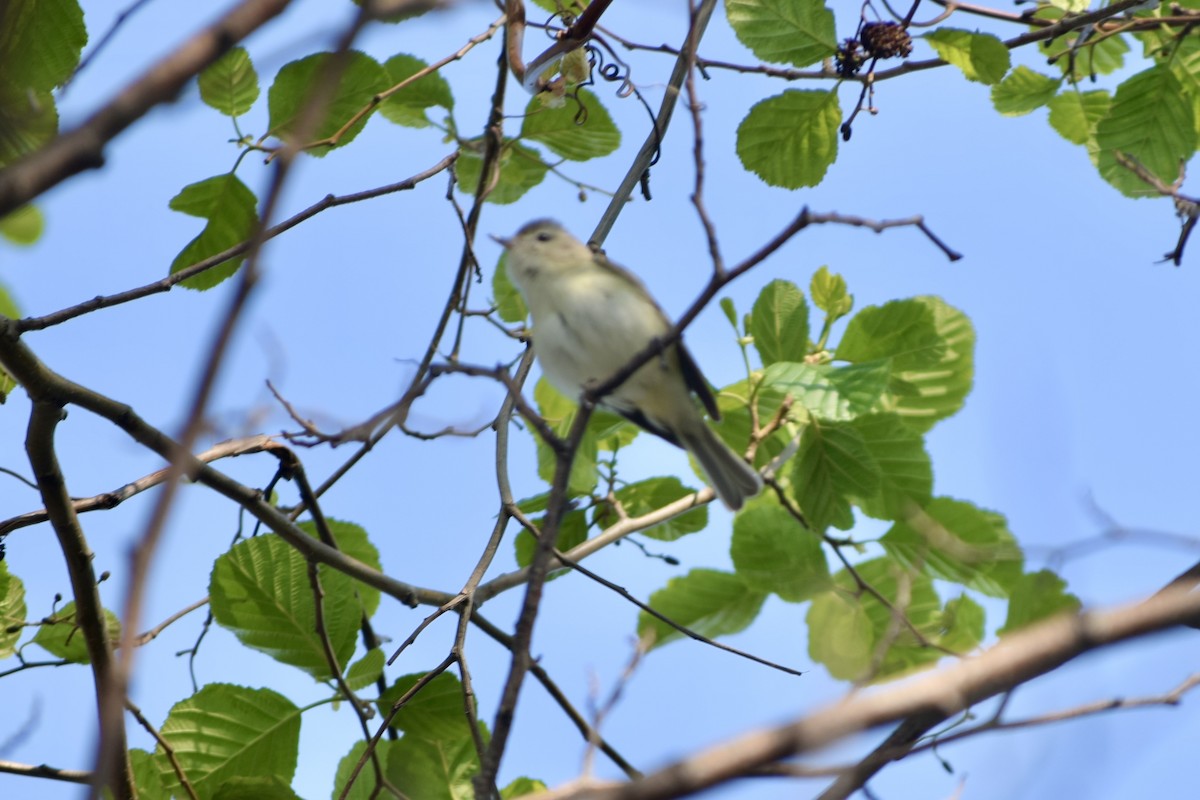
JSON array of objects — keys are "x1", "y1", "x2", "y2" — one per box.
[
  {"x1": 0, "y1": 0, "x2": 295, "y2": 217},
  {"x1": 530, "y1": 587, "x2": 1200, "y2": 800}
]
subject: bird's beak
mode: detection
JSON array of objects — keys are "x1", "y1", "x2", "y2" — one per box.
[{"x1": 489, "y1": 233, "x2": 511, "y2": 249}]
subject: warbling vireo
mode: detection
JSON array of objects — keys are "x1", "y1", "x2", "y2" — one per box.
[{"x1": 494, "y1": 219, "x2": 762, "y2": 510}]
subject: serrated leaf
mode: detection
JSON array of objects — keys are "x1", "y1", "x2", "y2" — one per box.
[
  {"x1": 1096, "y1": 65, "x2": 1197, "y2": 197},
  {"x1": 925, "y1": 29, "x2": 1010, "y2": 85},
  {"x1": 991, "y1": 65, "x2": 1060, "y2": 115},
  {"x1": 1047, "y1": 89, "x2": 1111, "y2": 148},
  {"x1": 790, "y1": 418, "x2": 880, "y2": 533},
  {"x1": 129, "y1": 748, "x2": 167, "y2": 800},
  {"x1": 267, "y1": 51, "x2": 390, "y2": 154},
  {"x1": 998, "y1": 569, "x2": 1080, "y2": 635},
  {"x1": 0, "y1": 81, "x2": 57, "y2": 166},
  {"x1": 167, "y1": 174, "x2": 259, "y2": 290},
  {"x1": 334, "y1": 740, "x2": 402, "y2": 800},
  {"x1": 455, "y1": 139, "x2": 548, "y2": 204},
  {"x1": 710, "y1": 377, "x2": 793, "y2": 472},
  {"x1": 212, "y1": 776, "x2": 300, "y2": 800},
  {"x1": 386, "y1": 731, "x2": 479, "y2": 800},
  {"x1": 380, "y1": 53, "x2": 454, "y2": 128},
  {"x1": 298, "y1": 518, "x2": 383, "y2": 617},
  {"x1": 0, "y1": 0, "x2": 87, "y2": 93},
  {"x1": 32, "y1": 601, "x2": 120, "y2": 663},
  {"x1": 849, "y1": 413, "x2": 932, "y2": 520},
  {"x1": 881, "y1": 497, "x2": 1023, "y2": 596},
  {"x1": 809, "y1": 557, "x2": 944, "y2": 682},
  {"x1": 725, "y1": 0, "x2": 837, "y2": 67},
  {"x1": 520, "y1": 88, "x2": 620, "y2": 161},
  {"x1": 514, "y1": 509, "x2": 587, "y2": 569},
  {"x1": 939, "y1": 594, "x2": 985, "y2": 653},
  {"x1": 198, "y1": 47, "x2": 259, "y2": 117},
  {"x1": 493, "y1": 252, "x2": 528, "y2": 322},
  {"x1": 594, "y1": 476, "x2": 708, "y2": 541},
  {"x1": 0, "y1": 283, "x2": 19, "y2": 401},
  {"x1": 156, "y1": 684, "x2": 300, "y2": 799},
  {"x1": 731, "y1": 497, "x2": 829, "y2": 601},
  {"x1": 503, "y1": 777, "x2": 549, "y2": 798},
  {"x1": 638, "y1": 568, "x2": 766, "y2": 649},
  {"x1": 0, "y1": 562, "x2": 27, "y2": 659},
  {"x1": 0, "y1": 204, "x2": 44, "y2": 245},
  {"x1": 378, "y1": 672, "x2": 481, "y2": 743},
  {"x1": 345, "y1": 648, "x2": 385, "y2": 691},
  {"x1": 763, "y1": 360, "x2": 891, "y2": 421},
  {"x1": 209, "y1": 534, "x2": 359, "y2": 680},
  {"x1": 1038, "y1": 8, "x2": 1130, "y2": 81},
  {"x1": 737, "y1": 90, "x2": 840, "y2": 189},
  {"x1": 806, "y1": 591, "x2": 873, "y2": 680},
  {"x1": 749, "y1": 279, "x2": 809, "y2": 366},
  {"x1": 810, "y1": 266, "x2": 851, "y2": 319},
  {"x1": 837, "y1": 299, "x2": 944, "y2": 370}
]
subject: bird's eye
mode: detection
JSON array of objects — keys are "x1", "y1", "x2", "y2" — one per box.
[{"x1": 536, "y1": 231, "x2": 553, "y2": 242}]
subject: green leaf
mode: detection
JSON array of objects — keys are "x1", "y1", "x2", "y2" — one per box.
[
  {"x1": 1047, "y1": 89, "x2": 1111, "y2": 148},
  {"x1": 0, "y1": 0, "x2": 87, "y2": 92},
  {"x1": 720, "y1": 296, "x2": 739, "y2": 331},
  {"x1": 378, "y1": 671, "x2": 481, "y2": 743},
  {"x1": 990, "y1": 65, "x2": 1060, "y2": 116},
  {"x1": 737, "y1": 90, "x2": 840, "y2": 189},
  {"x1": 0, "y1": 81, "x2": 57, "y2": 166},
  {"x1": 881, "y1": 497, "x2": 1023, "y2": 597},
  {"x1": 0, "y1": 562, "x2": 27, "y2": 659},
  {"x1": 503, "y1": 777, "x2": 549, "y2": 798},
  {"x1": 1046, "y1": 0, "x2": 1089, "y2": 11},
  {"x1": 212, "y1": 776, "x2": 300, "y2": 800},
  {"x1": 298, "y1": 518, "x2": 383, "y2": 617},
  {"x1": 514, "y1": 509, "x2": 587, "y2": 569},
  {"x1": 807, "y1": 557, "x2": 944, "y2": 681},
  {"x1": 32, "y1": 601, "x2": 120, "y2": 663},
  {"x1": 129, "y1": 749, "x2": 167, "y2": 800},
  {"x1": 880, "y1": 297, "x2": 975, "y2": 433},
  {"x1": 749, "y1": 279, "x2": 810, "y2": 366},
  {"x1": 530, "y1": 0, "x2": 589, "y2": 13},
  {"x1": 1038, "y1": 9, "x2": 1129, "y2": 81},
  {"x1": 998, "y1": 569, "x2": 1080, "y2": 635},
  {"x1": 725, "y1": 0, "x2": 837, "y2": 67},
  {"x1": 836, "y1": 299, "x2": 944, "y2": 370},
  {"x1": 810, "y1": 266, "x2": 852, "y2": 319},
  {"x1": 156, "y1": 684, "x2": 300, "y2": 799},
  {"x1": 167, "y1": 174, "x2": 259, "y2": 290},
  {"x1": 790, "y1": 418, "x2": 880, "y2": 533},
  {"x1": 730, "y1": 497, "x2": 829, "y2": 601},
  {"x1": 520, "y1": 88, "x2": 620, "y2": 161},
  {"x1": 806, "y1": 590, "x2": 874, "y2": 680},
  {"x1": 334, "y1": 740, "x2": 402, "y2": 800},
  {"x1": 530, "y1": 378, "x2": 634, "y2": 495},
  {"x1": 455, "y1": 139, "x2": 548, "y2": 204},
  {"x1": 849, "y1": 413, "x2": 932, "y2": 520},
  {"x1": 638, "y1": 568, "x2": 767, "y2": 649},
  {"x1": 386, "y1": 731, "x2": 479, "y2": 800},
  {"x1": 198, "y1": 47, "x2": 259, "y2": 117},
  {"x1": 924, "y1": 29, "x2": 1010, "y2": 85},
  {"x1": 710, "y1": 377, "x2": 793, "y2": 471},
  {"x1": 939, "y1": 594, "x2": 985, "y2": 653},
  {"x1": 493, "y1": 252, "x2": 528, "y2": 322},
  {"x1": 345, "y1": 648, "x2": 385, "y2": 691},
  {"x1": 594, "y1": 477, "x2": 708, "y2": 541},
  {"x1": 0, "y1": 283, "x2": 19, "y2": 401},
  {"x1": 762, "y1": 360, "x2": 891, "y2": 421},
  {"x1": 267, "y1": 51, "x2": 390, "y2": 154},
  {"x1": 0, "y1": 204, "x2": 44, "y2": 245},
  {"x1": 1096, "y1": 65, "x2": 1197, "y2": 197},
  {"x1": 209, "y1": 534, "x2": 360, "y2": 680},
  {"x1": 380, "y1": 53, "x2": 454, "y2": 128}
]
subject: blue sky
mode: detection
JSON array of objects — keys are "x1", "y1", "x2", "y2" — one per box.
[{"x1": 2, "y1": 1, "x2": 1199, "y2": 798}]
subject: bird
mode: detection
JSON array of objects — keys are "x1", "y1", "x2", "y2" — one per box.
[{"x1": 493, "y1": 219, "x2": 762, "y2": 510}]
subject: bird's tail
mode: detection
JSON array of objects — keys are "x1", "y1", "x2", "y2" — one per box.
[{"x1": 676, "y1": 419, "x2": 762, "y2": 511}]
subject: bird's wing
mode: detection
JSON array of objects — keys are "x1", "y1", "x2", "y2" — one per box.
[{"x1": 593, "y1": 250, "x2": 721, "y2": 421}]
